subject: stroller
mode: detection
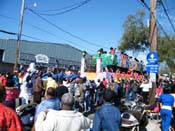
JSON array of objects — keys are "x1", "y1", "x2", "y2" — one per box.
[
  {"x1": 121, "y1": 110, "x2": 148, "y2": 131},
  {"x1": 16, "y1": 103, "x2": 37, "y2": 131}
]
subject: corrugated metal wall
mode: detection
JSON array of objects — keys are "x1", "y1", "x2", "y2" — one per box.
[{"x1": 0, "y1": 39, "x2": 91, "y2": 68}]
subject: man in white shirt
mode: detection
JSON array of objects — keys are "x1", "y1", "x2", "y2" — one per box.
[
  {"x1": 35, "y1": 93, "x2": 91, "y2": 131},
  {"x1": 140, "y1": 80, "x2": 151, "y2": 104}
]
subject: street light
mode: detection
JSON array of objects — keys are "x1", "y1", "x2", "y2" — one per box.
[{"x1": 14, "y1": 0, "x2": 37, "y2": 71}]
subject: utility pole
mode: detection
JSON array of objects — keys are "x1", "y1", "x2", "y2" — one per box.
[
  {"x1": 149, "y1": 0, "x2": 157, "y2": 105},
  {"x1": 14, "y1": 0, "x2": 25, "y2": 71},
  {"x1": 150, "y1": 0, "x2": 157, "y2": 52}
]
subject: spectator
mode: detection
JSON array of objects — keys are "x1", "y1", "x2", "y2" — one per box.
[
  {"x1": 92, "y1": 89, "x2": 121, "y2": 131},
  {"x1": 140, "y1": 79, "x2": 150, "y2": 104},
  {"x1": 33, "y1": 72, "x2": 44, "y2": 104},
  {"x1": 0, "y1": 85, "x2": 23, "y2": 131},
  {"x1": 34, "y1": 87, "x2": 60, "y2": 121},
  {"x1": 109, "y1": 47, "x2": 116, "y2": 54},
  {"x1": 19, "y1": 75, "x2": 31, "y2": 105},
  {"x1": 55, "y1": 79, "x2": 68, "y2": 100},
  {"x1": 35, "y1": 93, "x2": 91, "y2": 131},
  {"x1": 45, "y1": 73, "x2": 58, "y2": 95},
  {"x1": 74, "y1": 78, "x2": 85, "y2": 112},
  {"x1": 0, "y1": 73, "x2": 7, "y2": 87},
  {"x1": 158, "y1": 83, "x2": 175, "y2": 131},
  {"x1": 12, "y1": 70, "x2": 20, "y2": 89},
  {"x1": 102, "y1": 78, "x2": 107, "y2": 88},
  {"x1": 155, "y1": 83, "x2": 163, "y2": 99},
  {"x1": 4, "y1": 74, "x2": 19, "y2": 110},
  {"x1": 95, "y1": 79, "x2": 104, "y2": 106}
]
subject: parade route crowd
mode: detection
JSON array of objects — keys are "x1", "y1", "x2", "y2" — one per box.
[{"x1": 0, "y1": 62, "x2": 175, "y2": 131}]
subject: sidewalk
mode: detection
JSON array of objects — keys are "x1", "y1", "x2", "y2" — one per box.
[
  {"x1": 146, "y1": 119, "x2": 161, "y2": 131},
  {"x1": 85, "y1": 110, "x2": 162, "y2": 131}
]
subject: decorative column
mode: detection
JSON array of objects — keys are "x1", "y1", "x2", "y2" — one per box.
[
  {"x1": 80, "y1": 51, "x2": 87, "y2": 76},
  {"x1": 80, "y1": 57, "x2": 85, "y2": 75},
  {"x1": 96, "y1": 50, "x2": 102, "y2": 74},
  {"x1": 96, "y1": 58, "x2": 102, "y2": 74}
]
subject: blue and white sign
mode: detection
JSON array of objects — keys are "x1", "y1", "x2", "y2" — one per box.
[
  {"x1": 146, "y1": 64, "x2": 159, "y2": 73},
  {"x1": 147, "y1": 52, "x2": 159, "y2": 64}
]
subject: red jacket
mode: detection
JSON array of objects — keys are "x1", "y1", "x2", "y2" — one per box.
[
  {"x1": 0, "y1": 76, "x2": 7, "y2": 87},
  {"x1": 5, "y1": 87, "x2": 19, "y2": 101},
  {"x1": 0, "y1": 103, "x2": 22, "y2": 131}
]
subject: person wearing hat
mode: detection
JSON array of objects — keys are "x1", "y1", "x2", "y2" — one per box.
[
  {"x1": 35, "y1": 93, "x2": 91, "y2": 131},
  {"x1": 158, "y1": 82, "x2": 175, "y2": 131}
]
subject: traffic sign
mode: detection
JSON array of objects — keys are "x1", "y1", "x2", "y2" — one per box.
[
  {"x1": 150, "y1": 73, "x2": 156, "y2": 82},
  {"x1": 147, "y1": 52, "x2": 159, "y2": 64},
  {"x1": 146, "y1": 64, "x2": 159, "y2": 73}
]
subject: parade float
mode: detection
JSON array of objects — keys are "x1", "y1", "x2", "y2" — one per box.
[{"x1": 81, "y1": 49, "x2": 145, "y2": 81}]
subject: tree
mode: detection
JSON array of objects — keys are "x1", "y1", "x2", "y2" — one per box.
[
  {"x1": 119, "y1": 10, "x2": 175, "y2": 73},
  {"x1": 157, "y1": 36, "x2": 175, "y2": 72},
  {"x1": 118, "y1": 10, "x2": 149, "y2": 52}
]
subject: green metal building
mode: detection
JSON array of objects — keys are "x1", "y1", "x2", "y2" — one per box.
[{"x1": 0, "y1": 39, "x2": 88, "y2": 73}]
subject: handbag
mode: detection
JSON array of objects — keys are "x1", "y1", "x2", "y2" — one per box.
[{"x1": 153, "y1": 102, "x2": 160, "y2": 113}]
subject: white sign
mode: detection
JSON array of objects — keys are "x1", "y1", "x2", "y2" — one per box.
[
  {"x1": 150, "y1": 73, "x2": 156, "y2": 82},
  {"x1": 35, "y1": 54, "x2": 49, "y2": 64}
]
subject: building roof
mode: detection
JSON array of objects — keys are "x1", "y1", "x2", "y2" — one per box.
[{"x1": 0, "y1": 39, "x2": 90, "y2": 68}]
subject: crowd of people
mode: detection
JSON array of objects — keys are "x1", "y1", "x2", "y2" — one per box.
[{"x1": 0, "y1": 62, "x2": 175, "y2": 131}]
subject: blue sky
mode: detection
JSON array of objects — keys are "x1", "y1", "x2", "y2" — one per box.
[
  {"x1": 0, "y1": 0, "x2": 174, "y2": 60},
  {"x1": 0, "y1": 0, "x2": 149, "y2": 53}
]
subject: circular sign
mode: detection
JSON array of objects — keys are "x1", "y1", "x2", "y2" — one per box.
[
  {"x1": 147, "y1": 52, "x2": 159, "y2": 64},
  {"x1": 35, "y1": 54, "x2": 49, "y2": 64}
]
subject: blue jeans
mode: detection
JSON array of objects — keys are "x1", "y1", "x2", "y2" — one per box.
[
  {"x1": 161, "y1": 109, "x2": 172, "y2": 131},
  {"x1": 96, "y1": 91, "x2": 103, "y2": 105},
  {"x1": 125, "y1": 90, "x2": 129, "y2": 101}
]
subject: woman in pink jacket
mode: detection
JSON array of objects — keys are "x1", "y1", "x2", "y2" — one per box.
[{"x1": 3, "y1": 74, "x2": 19, "y2": 110}]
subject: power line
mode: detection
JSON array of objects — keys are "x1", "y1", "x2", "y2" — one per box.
[
  {"x1": 28, "y1": 8, "x2": 108, "y2": 48},
  {"x1": 0, "y1": 29, "x2": 17, "y2": 35},
  {"x1": 159, "y1": 0, "x2": 175, "y2": 33},
  {"x1": 137, "y1": 0, "x2": 146, "y2": 8},
  {"x1": 36, "y1": 0, "x2": 91, "y2": 16},
  {"x1": 139, "y1": 0, "x2": 150, "y2": 10},
  {"x1": 21, "y1": 34, "x2": 49, "y2": 42},
  {"x1": 0, "y1": 29, "x2": 48, "y2": 42},
  {"x1": 0, "y1": 14, "x2": 96, "y2": 53},
  {"x1": 37, "y1": 0, "x2": 89, "y2": 12},
  {"x1": 156, "y1": 20, "x2": 173, "y2": 42},
  {"x1": 138, "y1": 0, "x2": 174, "y2": 44},
  {"x1": 0, "y1": 28, "x2": 95, "y2": 53},
  {"x1": 0, "y1": 14, "x2": 19, "y2": 21}
]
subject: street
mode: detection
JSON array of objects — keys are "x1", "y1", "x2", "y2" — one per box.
[{"x1": 84, "y1": 110, "x2": 162, "y2": 131}]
